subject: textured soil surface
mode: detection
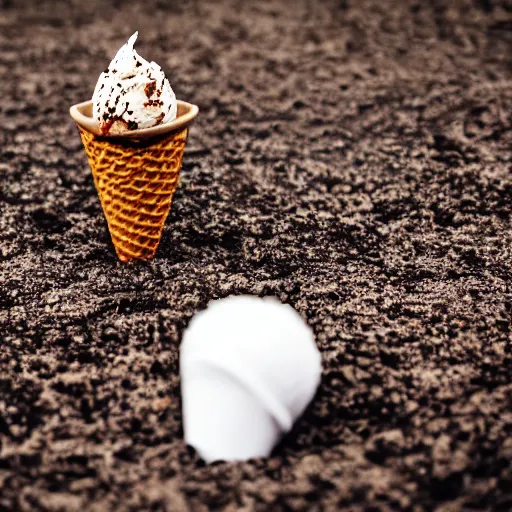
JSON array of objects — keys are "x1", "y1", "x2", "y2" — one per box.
[{"x1": 1, "y1": 0, "x2": 512, "y2": 510}]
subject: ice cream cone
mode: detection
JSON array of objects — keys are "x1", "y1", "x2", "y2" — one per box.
[{"x1": 70, "y1": 100, "x2": 199, "y2": 262}]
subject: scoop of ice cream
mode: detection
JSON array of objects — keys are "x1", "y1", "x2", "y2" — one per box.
[{"x1": 92, "y1": 32, "x2": 177, "y2": 135}]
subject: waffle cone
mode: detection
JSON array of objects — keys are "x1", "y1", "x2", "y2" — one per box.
[
  {"x1": 71, "y1": 100, "x2": 199, "y2": 262},
  {"x1": 79, "y1": 128, "x2": 187, "y2": 262}
]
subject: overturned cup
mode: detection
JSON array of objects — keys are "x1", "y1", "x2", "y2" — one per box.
[{"x1": 180, "y1": 295, "x2": 322, "y2": 463}]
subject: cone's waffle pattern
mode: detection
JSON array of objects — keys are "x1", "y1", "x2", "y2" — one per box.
[{"x1": 79, "y1": 128, "x2": 188, "y2": 262}]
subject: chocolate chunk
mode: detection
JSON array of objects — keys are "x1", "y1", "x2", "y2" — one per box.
[
  {"x1": 144, "y1": 80, "x2": 157, "y2": 98},
  {"x1": 143, "y1": 99, "x2": 163, "y2": 107}
]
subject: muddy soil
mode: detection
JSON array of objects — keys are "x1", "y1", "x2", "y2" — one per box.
[{"x1": 1, "y1": 0, "x2": 511, "y2": 510}]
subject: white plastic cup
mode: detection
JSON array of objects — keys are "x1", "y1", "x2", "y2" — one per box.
[{"x1": 180, "y1": 295, "x2": 322, "y2": 463}]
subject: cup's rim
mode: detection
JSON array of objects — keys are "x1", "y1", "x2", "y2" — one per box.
[{"x1": 70, "y1": 99, "x2": 199, "y2": 138}]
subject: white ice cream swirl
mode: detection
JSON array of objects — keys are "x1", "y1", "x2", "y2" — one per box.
[{"x1": 92, "y1": 32, "x2": 177, "y2": 135}]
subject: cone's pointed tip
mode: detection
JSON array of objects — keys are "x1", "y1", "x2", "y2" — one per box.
[{"x1": 114, "y1": 248, "x2": 158, "y2": 263}]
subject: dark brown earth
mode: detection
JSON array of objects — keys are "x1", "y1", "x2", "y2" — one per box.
[{"x1": 1, "y1": 0, "x2": 512, "y2": 510}]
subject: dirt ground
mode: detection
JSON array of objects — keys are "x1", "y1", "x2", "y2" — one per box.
[{"x1": 1, "y1": 0, "x2": 512, "y2": 510}]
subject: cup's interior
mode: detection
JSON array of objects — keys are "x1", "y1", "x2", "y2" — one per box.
[{"x1": 70, "y1": 100, "x2": 199, "y2": 138}]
